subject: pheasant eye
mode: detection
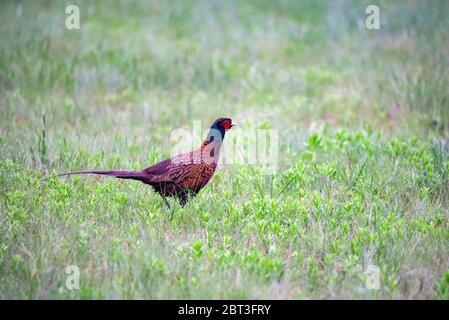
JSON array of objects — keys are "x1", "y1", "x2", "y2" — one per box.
[{"x1": 222, "y1": 120, "x2": 231, "y2": 129}]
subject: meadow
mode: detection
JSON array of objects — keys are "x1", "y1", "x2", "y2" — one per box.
[{"x1": 0, "y1": 0, "x2": 448, "y2": 299}]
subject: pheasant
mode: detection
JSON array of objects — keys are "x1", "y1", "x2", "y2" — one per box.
[{"x1": 42, "y1": 118, "x2": 236, "y2": 210}]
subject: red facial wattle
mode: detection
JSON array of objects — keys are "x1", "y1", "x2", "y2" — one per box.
[{"x1": 222, "y1": 119, "x2": 232, "y2": 130}]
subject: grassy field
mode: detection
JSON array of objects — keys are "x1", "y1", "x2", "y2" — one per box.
[{"x1": 1, "y1": 0, "x2": 449, "y2": 299}]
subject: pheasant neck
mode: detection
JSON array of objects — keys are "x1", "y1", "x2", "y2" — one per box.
[{"x1": 200, "y1": 128, "x2": 225, "y2": 165}]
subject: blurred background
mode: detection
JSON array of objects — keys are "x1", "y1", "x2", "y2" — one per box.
[{"x1": 1, "y1": 0, "x2": 448, "y2": 165}]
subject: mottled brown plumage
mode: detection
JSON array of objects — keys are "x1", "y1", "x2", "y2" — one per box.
[{"x1": 42, "y1": 118, "x2": 236, "y2": 209}]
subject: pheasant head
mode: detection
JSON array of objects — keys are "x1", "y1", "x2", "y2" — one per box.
[{"x1": 205, "y1": 117, "x2": 237, "y2": 143}]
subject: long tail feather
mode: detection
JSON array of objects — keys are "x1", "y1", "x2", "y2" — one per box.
[{"x1": 40, "y1": 169, "x2": 146, "y2": 183}]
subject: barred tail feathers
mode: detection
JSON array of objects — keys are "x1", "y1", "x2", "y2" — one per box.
[{"x1": 40, "y1": 170, "x2": 147, "y2": 182}]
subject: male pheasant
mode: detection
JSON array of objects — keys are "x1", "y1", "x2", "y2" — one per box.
[{"x1": 42, "y1": 118, "x2": 236, "y2": 209}]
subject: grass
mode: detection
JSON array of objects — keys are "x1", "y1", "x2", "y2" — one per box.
[{"x1": 0, "y1": 0, "x2": 449, "y2": 299}]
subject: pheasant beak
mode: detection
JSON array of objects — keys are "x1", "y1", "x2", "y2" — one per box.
[{"x1": 231, "y1": 121, "x2": 237, "y2": 128}]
